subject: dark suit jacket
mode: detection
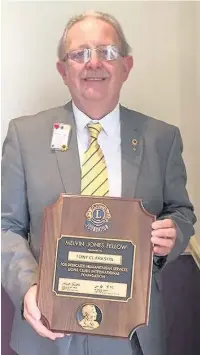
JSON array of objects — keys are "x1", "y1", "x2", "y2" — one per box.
[{"x1": 1, "y1": 102, "x2": 196, "y2": 355}]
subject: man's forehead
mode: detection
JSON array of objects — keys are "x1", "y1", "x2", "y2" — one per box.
[
  {"x1": 66, "y1": 18, "x2": 119, "y2": 49},
  {"x1": 69, "y1": 17, "x2": 114, "y2": 32}
]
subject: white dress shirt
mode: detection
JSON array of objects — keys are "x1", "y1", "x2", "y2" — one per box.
[{"x1": 72, "y1": 102, "x2": 122, "y2": 197}]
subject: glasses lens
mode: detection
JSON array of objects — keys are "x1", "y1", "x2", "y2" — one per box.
[
  {"x1": 69, "y1": 49, "x2": 88, "y2": 63},
  {"x1": 96, "y1": 46, "x2": 109, "y2": 61},
  {"x1": 97, "y1": 45, "x2": 119, "y2": 61}
]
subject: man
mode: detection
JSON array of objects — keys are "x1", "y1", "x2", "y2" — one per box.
[{"x1": 1, "y1": 10, "x2": 196, "y2": 355}]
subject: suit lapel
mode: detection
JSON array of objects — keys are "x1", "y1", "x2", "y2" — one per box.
[
  {"x1": 120, "y1": 106, "x2": 144, "y2": 198},
  {"x1": 53, "y1": 103, "x2": 145, "y2": 197},
  {"x1": 54, "y1": 102, "x2": 81, "y2": 194}
]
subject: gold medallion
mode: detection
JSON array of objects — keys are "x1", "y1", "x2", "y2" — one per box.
[{"x1": 77, "y1": 304, "x2": 102, "y2": 330}]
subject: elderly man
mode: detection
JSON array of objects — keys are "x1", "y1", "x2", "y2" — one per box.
[{"x1": 1, "y1": 10, "x2": 196, "y2": 355}]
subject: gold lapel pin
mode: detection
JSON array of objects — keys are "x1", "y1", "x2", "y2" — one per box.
[
  {"x1": 61, "y1": 144, "x2": 68, "y2": 152},
  {"x1": 132, "y1": 139, "x2": 138, "y2": 151}
]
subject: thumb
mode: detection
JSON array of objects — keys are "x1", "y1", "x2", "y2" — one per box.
[{"x1": 24, "y1": 285, "x2": 41, "y2": 321}]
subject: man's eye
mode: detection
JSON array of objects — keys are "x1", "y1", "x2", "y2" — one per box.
[
  {"x1": 72, "y1": 50, "x2": 85, "y2": 60},
  {"x1": 97, "y1": 46, "x2": 118, "y2": 60},
  {"x1": 98, "y1": 48, "x2": 109, "y2": 58}
]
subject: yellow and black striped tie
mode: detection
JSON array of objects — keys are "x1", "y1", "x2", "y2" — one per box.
[{"x1": 81, "y1": 123, "x2": 109, "y2": 196}]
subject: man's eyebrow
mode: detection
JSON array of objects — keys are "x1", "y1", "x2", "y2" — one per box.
[
  {"x1": 70, "y1": 43, "x2": 112, "y2": 50},
  {"x1": 76, "y1": 44, "x2": 90, "y2": 49}
]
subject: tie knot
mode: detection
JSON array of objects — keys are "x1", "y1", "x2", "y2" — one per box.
[{"x1": 87, "y1": 122, "x2": 102, "y2": 140}]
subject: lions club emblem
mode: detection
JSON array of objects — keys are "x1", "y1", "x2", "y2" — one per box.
[{"x1": 85, "y1": 203, "x2": 111, "y2": 233}]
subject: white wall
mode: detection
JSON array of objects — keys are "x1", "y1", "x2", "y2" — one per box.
[
  {"x1": 1, "y1": 1, "x2": 183, "y2": 137},
  {"x1": 1, "y1": 1, "x2": 199, "y2": 242}
]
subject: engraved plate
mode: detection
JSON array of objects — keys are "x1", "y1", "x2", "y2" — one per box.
[
  {"x1": 58, "y1": 279, "x2": 127, "y2": 297},
  {"x1": 53, "y1": 235, "x2": 135, "y2": 302},
  {"x1": 68, "y1": 251, "x2": 122, "y2": 265}
]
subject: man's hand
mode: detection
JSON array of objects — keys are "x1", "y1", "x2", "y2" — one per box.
[
  {"x1": 23, "y1": 285, "x2": 65, "y2": 340},
  {"x1": 151, "y1": 219, "x2": 177, "y2": 256}
]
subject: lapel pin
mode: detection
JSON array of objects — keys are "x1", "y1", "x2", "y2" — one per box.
[
  {"x1": 61, "y1": 145, "x2": 67, "y2": 151},
  {"x1": 132, "y1": 138, "x2": 138, "y2": 151},
  {"x1": 51, "y1": 123, "x2": 72, "y2": 151}
]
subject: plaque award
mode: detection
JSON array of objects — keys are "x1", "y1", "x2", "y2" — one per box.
[{"x1": 37, "y1": 194, "x2": 154, "y2": 337}]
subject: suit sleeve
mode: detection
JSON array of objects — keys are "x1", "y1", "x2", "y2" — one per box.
[
  {"x1": 1, "y1": 120, "x2": 38, "y2": 307},
  {"x1": 157, "y1": 126, "x2": 196, "y2": 264}
]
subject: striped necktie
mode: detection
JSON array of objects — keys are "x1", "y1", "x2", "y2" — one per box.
[{"x1": 81, "y1": 123, "x2": 109, "y2": 196}]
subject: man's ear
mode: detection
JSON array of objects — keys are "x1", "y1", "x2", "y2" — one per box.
[
  {"x1": 122, "y1": 56, "x2": 134, "y2": 81},
  {"x1": 56, "y1": 61, "x2": 68, "y2": 84}
]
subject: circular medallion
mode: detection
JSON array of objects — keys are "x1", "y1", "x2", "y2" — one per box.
[
  {"x1": 76, "y1": 304, "x2": 102, "y2": 330},
  {"x1": 85, "y1": 203, "x2": 111, "y2": 233}
]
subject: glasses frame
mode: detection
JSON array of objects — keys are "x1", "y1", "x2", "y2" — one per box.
[{"x1": 63, "y1": 44, "x2": 122, "y2": 63}]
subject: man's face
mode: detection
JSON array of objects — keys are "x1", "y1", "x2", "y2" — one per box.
[{"x1": 57, "y1": 17, "x2": 133, "y2": 109}]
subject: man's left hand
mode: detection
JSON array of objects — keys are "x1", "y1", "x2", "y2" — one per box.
[{"x1": 151, "y1": 219, "x2": 177, "y2": 256}]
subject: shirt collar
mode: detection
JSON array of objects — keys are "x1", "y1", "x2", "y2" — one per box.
[{"x1": 72, "y1": 102, "x2": 120, "y2": 138}]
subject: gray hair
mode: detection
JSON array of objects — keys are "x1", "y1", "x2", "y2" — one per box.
[{"x1": 57, "y1": 10, "x2": 132, "y2": 61}]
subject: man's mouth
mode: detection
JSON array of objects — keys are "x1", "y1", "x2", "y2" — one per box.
[{"x1": 83, "y1": 77, "x2": 107, "y2": 81}]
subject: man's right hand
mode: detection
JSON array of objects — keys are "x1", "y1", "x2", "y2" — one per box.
[{"x1": 23, "y1": 285, "x2": 65, "y2": 340}]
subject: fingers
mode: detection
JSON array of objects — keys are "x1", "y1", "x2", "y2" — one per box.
[
  {"x1": 24, "y1": 310, "x2": 63, "y2": 340},
  {"x1": 151, "y1": 227, "x2": 176, "y2": 239},
  {"x1": 151, "y1": 236, "x2": 175, "y2": 256},
  {"x1": 152, "y1": 245, "x2": 169, "y2": 256},
  {"x1": 23, "y1": 285, "x2": 65, "y2": 340},
  {"x1": 152, "y1": 218, "x2": 176, "y2": 230},
  {"x1": 151, "y1": 219, "x2": 177, "y2": 256},
  {"x1": 151, "y1": 235, "x2": 174, "y2": 247}
]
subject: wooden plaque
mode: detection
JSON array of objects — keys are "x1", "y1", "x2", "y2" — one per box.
[{"x1": 37, "y1": 194, "x2": 154, "y2": 338}]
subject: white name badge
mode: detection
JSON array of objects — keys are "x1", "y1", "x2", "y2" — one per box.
[{"x1": 51, "y1": 123, "x2": 71, "y2": 151}]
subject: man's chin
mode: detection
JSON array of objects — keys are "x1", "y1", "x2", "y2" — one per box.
[{"x1": 83, "y1": 93, "x2": 107, "y2": 102}]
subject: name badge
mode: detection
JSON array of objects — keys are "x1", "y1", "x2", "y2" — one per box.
[{"x1": 51, "y1": 123, "x2": 71, "y2": 151}]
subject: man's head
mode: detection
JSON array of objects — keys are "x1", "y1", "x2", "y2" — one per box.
[
  {"x1": 82, "y1": 304, "x2": 97, "y2": 321},
  {"x1": 57, "y1": 11, "x2": 133, "y2": 118}
]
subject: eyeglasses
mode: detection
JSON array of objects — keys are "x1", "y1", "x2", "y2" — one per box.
[{"x1": 63, "y1": 45, "x2": 121, "y2": 63}]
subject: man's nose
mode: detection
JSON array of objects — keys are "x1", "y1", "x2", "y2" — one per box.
[{"x1": 86, "y1": 49, "x2": 102, "y2": 68}]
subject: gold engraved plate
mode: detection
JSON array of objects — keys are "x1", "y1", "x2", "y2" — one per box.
[
  {"x1": 53, "y1": 235, "x2": 135, "y2": 302},
  {"x1": 68, "y1": 251, "x2": 122, "y2": 265},
  {"x1": 58, "y1": 278, "x2": 127, "y2": 298}
]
